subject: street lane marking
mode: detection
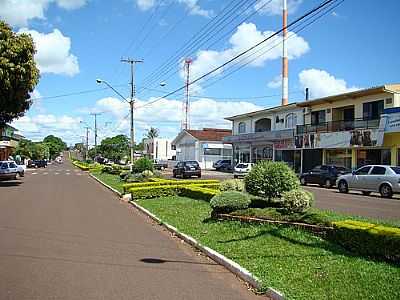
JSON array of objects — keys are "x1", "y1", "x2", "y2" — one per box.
[
  {"x1": 32, "y1": 172, "x2": 37, "y2": 175},
  {"x1": 66, "y1": 173, "x2": 70, "y2": 175},
  {"x1": 55, "y1": 172, "x2": 59, "y2": 175},
  {"x1": 43, "y1": 172, "x2": 48, "y2": 175}
]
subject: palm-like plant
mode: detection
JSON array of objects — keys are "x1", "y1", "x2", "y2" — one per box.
[{"x1": 145, "y1": 127, "x2": 159, "y2": 139}]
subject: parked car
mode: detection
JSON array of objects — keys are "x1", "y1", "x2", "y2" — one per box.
[
  {"x1": 300, "y1": 165, "x2": 351, "y2": 188},
  {"x1": 213, "y1": 159, "x2": 232, "y2": 171},
  {"x1": 337, "y1": 165, "x2": 400, "y2": 198},
  {"x1": 0, "y1": 161, "x2": 19, "y2": 180},
  {"x1": 33, "y1": 160, "x2": 47, "y2": 168},
  {"x1": 233, "y1": 163, "x2": 253, "y2": 178},
  {"x1": 153, "y1": 159, "x2": 168, "y2": 170},
  {"x1": 55, "y1": 156, "x2": 63, "y2": 164},
  {"x1": 173, "y1": 161, "x2": 201, "y2": 178}
]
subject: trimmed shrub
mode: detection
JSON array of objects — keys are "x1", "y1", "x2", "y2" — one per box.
[
  {"x1": 133, "y1": 157, "x2": 154, "y2": 173},
  {"x1": 331, "y1": 220, "x2": 400, "y2": 262},
  {"x1": 244, "y1": 161, "x2": 299, "y2": 200},
  {"x1": 131, "y1": 185, "x2": 180, "y2": 200},
  {"x1": 210, "y1": 191, "x2": 251, "y2": 215},
  {"x1": 193, "y1": 183, "x2": 221, "y2": 190},
  {"x1": 142, "y1": 170, "x2": 154, "y2": 178},
  {"x1": 123, "y1": 179, "x2": 219, "y2": 192},
  {"x1": 180, "y1": 186, "x2": 220, "y2": 201},
  {"x1": 220, "y1": 179, "x2": 245, "y2": 192},
  {"x1": 281, "y1": 189, "x2": 314, "y2": 213}
]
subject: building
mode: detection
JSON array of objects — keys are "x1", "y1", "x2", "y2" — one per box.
[
  {"x1": 223, "y1": 103, "x2": 304, "y2": 173},
  {"x1": 172, "y1": 128, "x2": 233, "y2": 169},
  {"x1": 297, "y1": 84, "x2": 400, "y2": 170},
  {"x1": 0, "y1": 124, "x2": 22, "y2": 161},
  {"x1": 223, "y1": 83, "x2": 400, "y2": 173},
  {"x1": 143, "y1": 138, "x2": 176, "y2": 161}
]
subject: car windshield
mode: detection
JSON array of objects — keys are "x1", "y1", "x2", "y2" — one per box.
[
  {"x1": 1, "y1": 162, "x2": 8, "y2": 169},
  {"x1": 9, "y1": 162, "x2": 17, "y2": 168},
  {"x1": 185, "y1": 161, "x2": 199, "y2": 167},
  {"x1": 390, "y1": 167, "x2": 400, "y2": 174}
]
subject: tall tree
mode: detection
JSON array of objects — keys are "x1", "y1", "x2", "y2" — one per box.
[
  {"x1": 99, "y1": 135, "x2": 129, "y2": 162},
  {"x1": 43, "y1": 135, "x2": 67, "y2": 159},
  {"x1": 0, "y1": 21, "x2": 40, "y2": 125},
  {"x1": 145, "y1": 127, "x2": 159, "y2": 139}
]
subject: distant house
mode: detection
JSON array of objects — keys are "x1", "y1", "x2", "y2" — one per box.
[
  {"x1": 143, "y1": 138, "x2": 176, "y2": 161},
  {"x1": 172, "y1": 128, "x2": 233, "y2": 169},
  {"x1": 0, "y1": 124, "x2": 23, "y2": 161}
]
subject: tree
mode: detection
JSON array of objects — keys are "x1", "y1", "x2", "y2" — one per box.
[
  {"x1": 145, "y1": 127, "x2": 159, "y2": 139},
  {"x1": 0, "y1": 21, "x2": 40, "y2": 125},
  {"x1": 43, "y1": 135, "x2": 67, "y2": 159},
  {"x1": 99, "y1": 135, "x2": 129, "y2": 162},
  {"x1": 15, "y1": 139, "x2": 35, "y2": 158}
]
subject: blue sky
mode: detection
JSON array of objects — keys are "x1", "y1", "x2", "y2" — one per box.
[{"x1": 2, "y1": 0, "x2": 399, "y2": 146}]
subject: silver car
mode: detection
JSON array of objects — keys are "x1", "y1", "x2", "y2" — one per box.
[
  {"x1": 0, "y1": 161, "x2": 19, "y2": 180},
  {"x1": 337, "y1": 165, "x2": 400, "y2": 198}
]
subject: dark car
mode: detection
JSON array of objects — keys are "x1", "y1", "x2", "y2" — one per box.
[
  {"x1": 300, "y1": 165, "x2": 351, "y2": 188},
  {"x1": 213, "y1": 159, "x2": 232, "y2": 171},
  {"x1": 173, "y1": 161, "x2": 201, "y2": 178},
  {"x1": 33, "y1": 160, "x2": 47, "y2": 168}
]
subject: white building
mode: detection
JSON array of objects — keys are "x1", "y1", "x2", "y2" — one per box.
[
  {"x1": 143, "y1": 138, "x2": 176, "y2": 161},
  {"x1": 172, "y1": 128, "x2": 233, "y2": 169}
]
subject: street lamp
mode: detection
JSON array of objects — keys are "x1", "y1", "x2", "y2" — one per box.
[{"x1": 96, "y1": 78, "x2": 135, "y2": 169}]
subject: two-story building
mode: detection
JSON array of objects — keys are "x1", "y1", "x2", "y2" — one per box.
[
  {"x1": 296, "y1": 84, "x2": 400, "y2": 170},
  {"x1": 223, "y1": 103, "x2": 304, "y2": 173},
  {"x1": 0, "y1": 124, "x2": 23, "y2": 161}
]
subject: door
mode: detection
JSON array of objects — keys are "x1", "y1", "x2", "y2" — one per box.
[
  {"x1": 350, "y1": 166, "x2": 372, "y2": 189},
  {"x1": 307, "y1": 166, "x2": 321, "y2": 184},
  {"x1": 367, "y1": 166, "x2": 387, "y2": 191}
]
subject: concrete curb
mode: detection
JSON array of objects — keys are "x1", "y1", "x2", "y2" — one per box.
[
  {"x1": 89, "y1": 173, "x2": 123, "y2": 197},
  {"x1": 129, "y1": 201, "x2": 287, "y2": 299}
]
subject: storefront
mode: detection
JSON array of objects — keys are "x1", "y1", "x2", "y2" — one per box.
[
  {"x1": 233, "y1": 144, "x2": 251, "y2": 164},
  {"x1": 251, "y1": 144, "x2": 273, "y2": 163},
  {"x1": 325, "y1": 149, "x2": 352, "y2": 169},
  {"x1": 356, "y1": 148, "x2": 391, "y2": 167}
]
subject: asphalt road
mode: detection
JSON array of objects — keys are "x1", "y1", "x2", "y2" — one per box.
[
  {"x1": 0, "y1": 161, "x2": 261, "y2": 300},
  {"x1": 164, "y1": 170, "x2": 400, "y2": 221}
]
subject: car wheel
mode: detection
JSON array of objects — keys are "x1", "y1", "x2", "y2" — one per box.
[
  {"x1": 338, "y1": 180, "x2": 348, "y2": 193},
  {"x1": 300, "y1": 177, "x2": 307, "y2": 186},
  {"x1": 325, "y1": 179, "x2": 333, "y2": 188},
  {"x1": 380, "y1": 184, "x2": 393, "y2": 198},
  {"x1": 362, "y1": 191, "x2": 371, "y2": 196}
]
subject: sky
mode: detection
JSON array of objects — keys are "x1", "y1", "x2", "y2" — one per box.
[{"x1": 1, "y1": 0, "x2": 400, "y2": 147}]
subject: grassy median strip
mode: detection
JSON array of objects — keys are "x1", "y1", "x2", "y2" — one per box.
[
  {"x1": 136, "y1": 196, "x2": 400, "y2": 300},
  {"x1": 90, "y1": 170, "x2": 124, "y2": 194}
]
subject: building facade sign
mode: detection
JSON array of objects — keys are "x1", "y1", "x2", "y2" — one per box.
[
  {"x1": 273, "y1": 139, "x2": 295, "y2": 149},
  {"x1": 384, "y1": 112, "x2": 400, "y2": 133}
]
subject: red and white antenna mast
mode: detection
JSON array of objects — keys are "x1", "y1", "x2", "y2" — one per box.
[
  {"x1": 282, "y1": 0, "x2": 289, "y2": 106},
  {"x1": 182, "y1": 58, "x2": 192, "y2": 130}
]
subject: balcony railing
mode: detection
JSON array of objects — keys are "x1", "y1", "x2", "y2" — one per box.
[
  {"x1": 296, "y1": 118, "x2": 380, "y2": 135},
  {"x1": 223, "y1": 129, "x2": 294, "y2": 143}
]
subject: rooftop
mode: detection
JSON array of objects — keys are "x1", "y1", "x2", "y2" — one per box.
[{"x1": 186, "y1": 128, "x2": 232, "y2": 141}]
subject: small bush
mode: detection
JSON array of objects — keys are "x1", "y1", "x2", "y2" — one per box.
[
  {"x1": 142, "y1": 170, "x2": 154, "y2": 177},
  {"x1": 220, "y1": 179, "x2": 245, "y2": 192},
  {"x1": 281, "y1": 189, "x2": 314, "y2": 213},
  {"x1": 244, "y1": 161, "x2": 299, "y2": 200},
  {"x1": 210, "y1": 191, "x2": 251, "y2": 215},
  {"x1": 331, "y1": 220, "x2": 400, "y2": 262},
  {"x1": 180, "y1": 186, "x2": 220, "y2": 201},
  {"x1": 133, "y1": 158, "x2": 154, "y2": 173},
  {"x1": 131, "y1": 185, "x2": 180, "y2": 200}
]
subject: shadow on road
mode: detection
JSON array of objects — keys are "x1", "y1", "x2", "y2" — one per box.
[
  {"x1": 0, "y1": 181, "x2": 22, "y2": 188},
  {"x1": 140, "y1": 257, "x2": 216, "y2": 266}
]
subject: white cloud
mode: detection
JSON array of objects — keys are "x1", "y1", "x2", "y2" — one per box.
[
  {"x1": 255, "y1": 0, "x2": 303, "y2": 16},
  {"x1": 185, "y1": 22, "x2": 309, "y2": 85},
  {"x1": 18, "y1": 28, "x2": 79, "y2": 76},
  {"x1": 136, "y1": 0, "x2": 155, "y2": 11},
  {"x1": 0, "y1": 0, "x2": 87, "y2": 27},
  {"x1": 267, "y1": 75, "x2": 282, "y2": 89},
  {"x1": 298, "y1": 69, "x2": 360, "y2": 99}
]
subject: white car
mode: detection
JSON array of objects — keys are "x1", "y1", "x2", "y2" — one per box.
[
  {"x1": 233, "y1": 163, "x2": 253, "y2": 178},
  {"x1": 337, "y1": 165, "x2": 400, "y2": 198}
]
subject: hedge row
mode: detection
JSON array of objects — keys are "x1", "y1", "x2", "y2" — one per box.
[
  {"x1": 330, "y1": 220, "x2": 400, "y2": 262},
  {"x1": 130, "y1": 184, "x2": 220, "y2": 201},
  {"x1": 123, "y1": 179, "x2": 219, "y2": 192},
  {"x1": 72, "y1": 161, "x2": 90, "y2": 171}
]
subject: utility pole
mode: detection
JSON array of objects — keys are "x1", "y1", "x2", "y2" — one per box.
[
  {"x1": 182, "y1": 58, "x2": 192, "y2": 130},
  {"x1": 282, "y1": 0, "x2": 289, "y2": 106},
  {"x1": 84, "y1": 127, "x2": 89, "y2": 161},
  {"x1": 90, "y1": 112, "x2": 102, "y2": 158},
  {"x1": 121, "y1": 57, "x2": 143, "y2": 167}
]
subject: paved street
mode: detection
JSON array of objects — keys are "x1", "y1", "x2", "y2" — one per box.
[{"x1": 0, "y1": 161, "x2": 260, "y2": 300}]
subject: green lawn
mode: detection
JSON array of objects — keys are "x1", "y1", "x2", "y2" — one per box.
[
  {"x1": 90, "y1": 170, "x2": 125, "y2": 194},
  {"x1": 137, "y1": 196, "x2": 400, "y2": 300}
]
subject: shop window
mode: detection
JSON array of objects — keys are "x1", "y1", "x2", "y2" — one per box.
[
  {"x1": 255, "y1": 118, "x2": 272, "y2": 132},
  {"x1": 326, "y1": 149, "x2": 352, "y2": 169},
  {"x1": 356, "y1": 149, "x2": 391, "y2": 167},
  {"x1": 285, "y1": 113, "x2": 297, "y2": 128},
  {"x1": 222, "y1": 148, "x2": 233, "y2": 156},
  {"x1": 234, "y1": 146, "x2": 251, "y2": 164},
  {"x1": 238, "y1": 122, "x2": 246, "y2": 134},
  {"x1": 252, "y1": 145, "x2": 273, "y2": 162},
  {"x1": 311, "y1": 110, "x2": 326, "y2": 125},
  {"x1": 363, "y1": 100, "x2": 384, "y2": 120},
  {"x1": 204, "y1": 148, "x2": 221, "y2": 156}
]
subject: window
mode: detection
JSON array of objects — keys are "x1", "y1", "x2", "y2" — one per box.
[
  {"x1": 203, "y1": 148, "x2": 221, "y2": 156},
  {"x1": 255, "y1": 118, "x2": 271, "y2": 132},
  {"x1": 222, "y1": 148, "x2": 233, "y2": 156},
  {"x1": 9, "y1": 162, "x2": 17, "y2": 168},
  {"x1": 1, "y1": 163, "x2": 7, "y2": 169},
  {"x1": 185, "y1": 161, "x2": 199, "y2": 167},
  {"x1": 355, "y1": 166, "x2": 371, "y2": 175},
  {"x1": 285, "y1": 113, "x2": 297, "y2": 128},
  {"x1": 311, "y1": 110, "x2": 326, "y2": 125},
  {"x1": 391, "y1": 167, "x2": 400, "y2": 174},
  {"x1": 363, "y1": 100, "x2": 384, "y2": 120},
  {"x1": 370, "y1": 166, "x2": 386, "y2": 175},
  {"x1": 238, "y1": 122, "x2": 246, "y2": 134},
  {"x1": 171, "y1": 144, "x2": 176, "y2": 150}
]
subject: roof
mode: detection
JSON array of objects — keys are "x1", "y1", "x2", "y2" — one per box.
[
  {"x1": 186, "y1": 128, "x2": 232, "y2": 141},
  {"x1": 225, "y1": 103, "x2": 298, "y2": 121},
  {"x1": 173, "y1": 128, "x2": 232, "y2": 144},
  {"x1": 297, "y1": 84, "x2": 400, "y2": 107}
]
